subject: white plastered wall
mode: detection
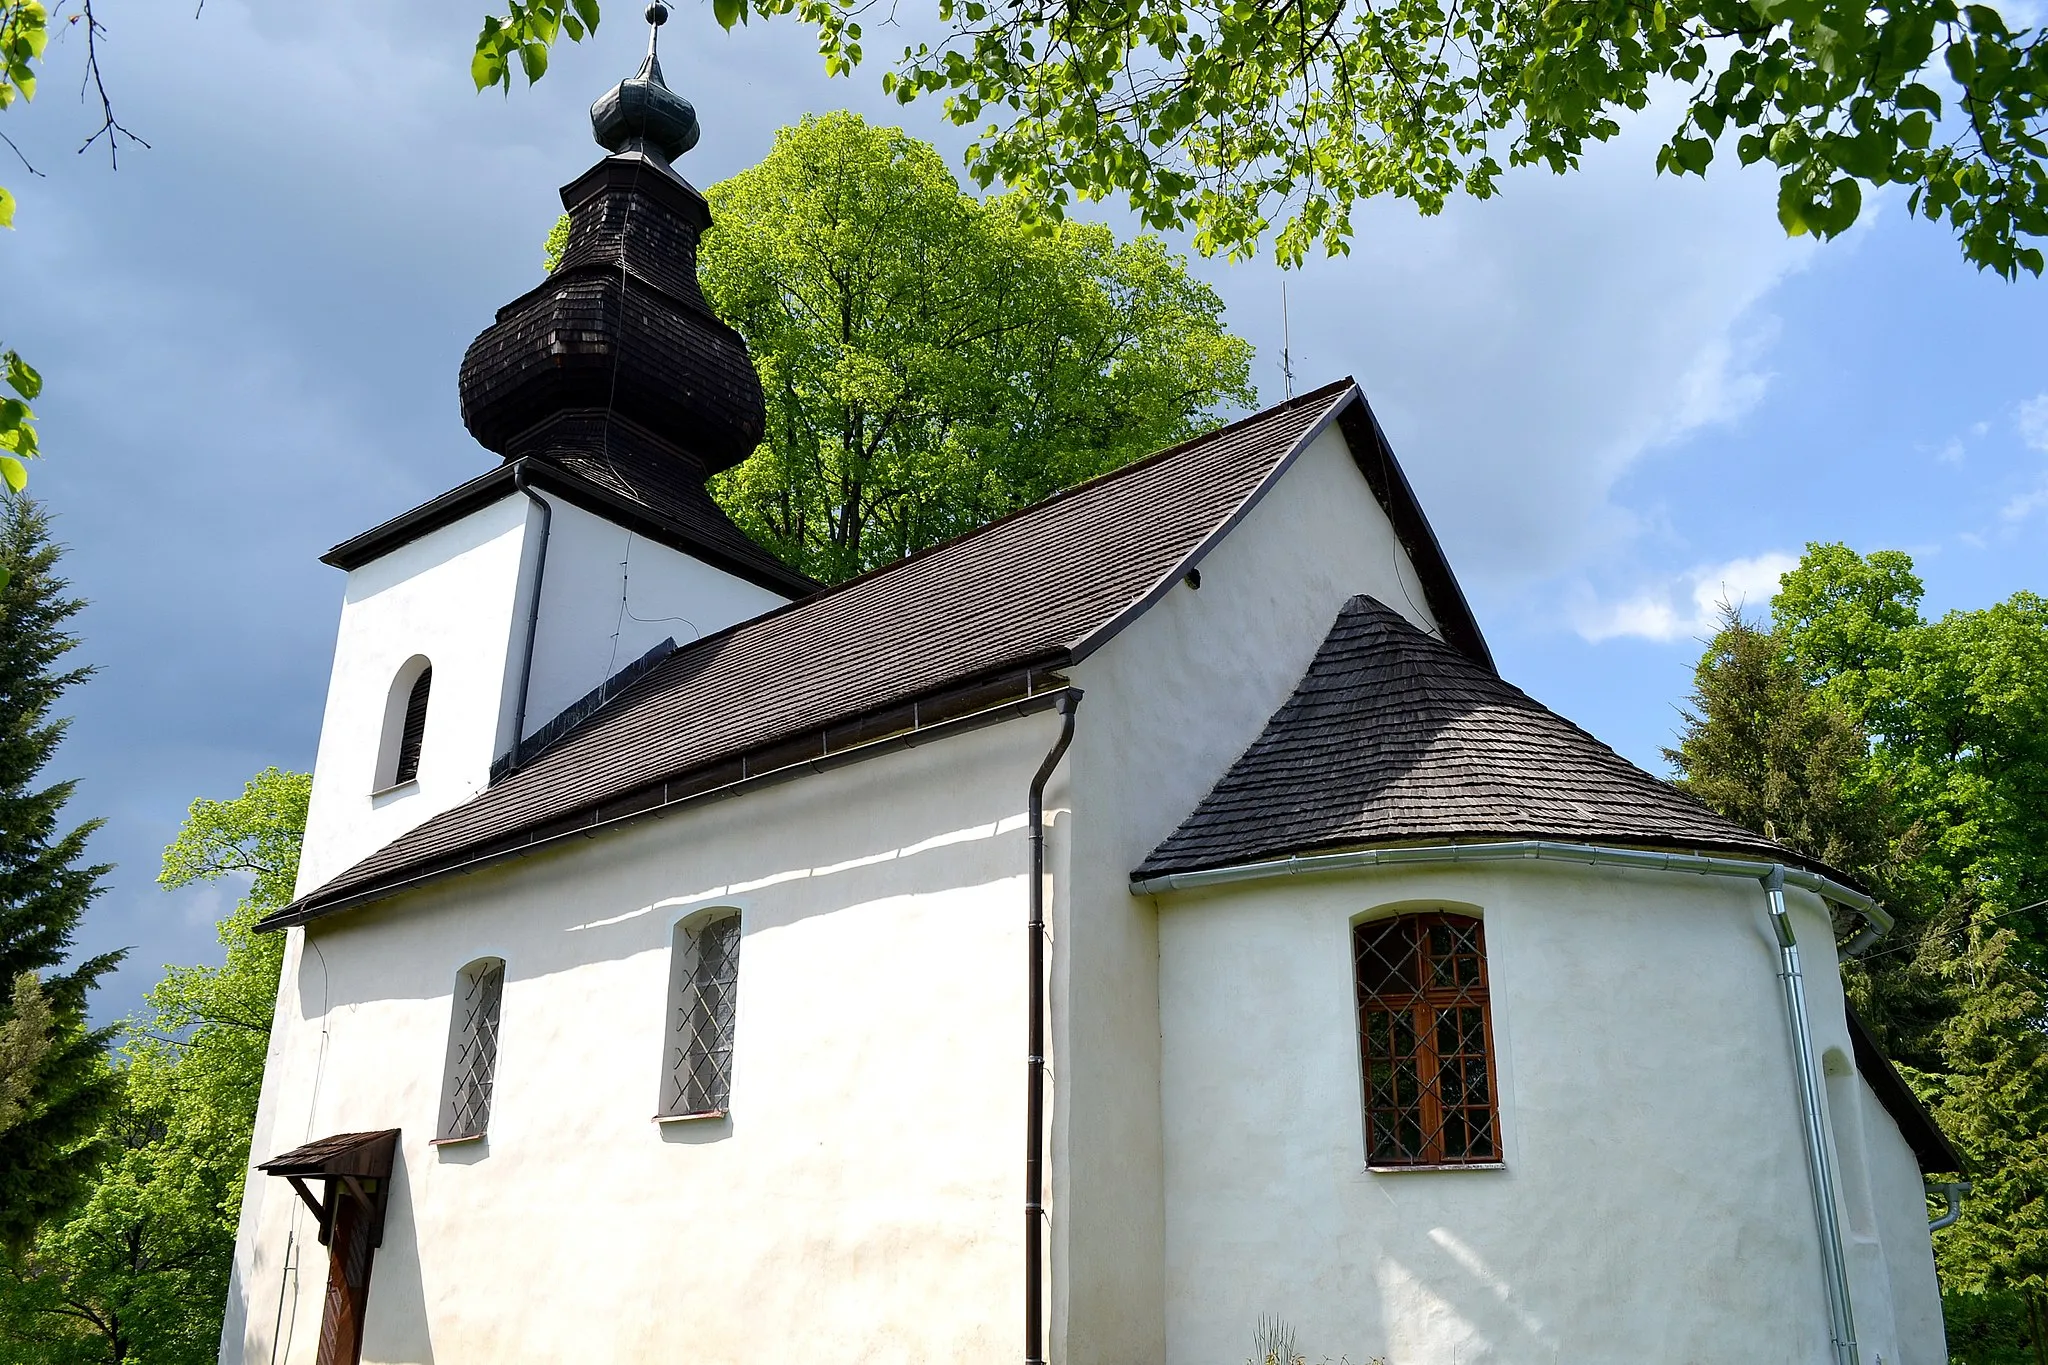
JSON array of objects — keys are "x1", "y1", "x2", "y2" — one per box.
[
  {"x1": 515, "y1": 495, "x2": 790, "y2": 742},
  {"x1": 1059, "y1": 418, "x2": 1445, "y2": 1365},
  {"x1": 1151, "y1": 863, "x2": 1875, "y2": 1365},
  {"x1": 295, "y1": 490, "x2": 793, "y2": 901},
  {"x1": 1862, "y1": 1073, "x2": 1949, "y2": 1363},
  {"x1": 223, "y1": 716, "x2": 1066, "y2": 1365},
  {"x1": 297, "y1": 495, "x2": 532, "y2": 898}
]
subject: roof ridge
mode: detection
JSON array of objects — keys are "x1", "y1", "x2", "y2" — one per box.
[
  {"x1": 515, "y1": 383, "x2": 1361, "y2": 733},
  {"x1": 1136, "y1": 593, "x2": 1841, "y2": 882}
]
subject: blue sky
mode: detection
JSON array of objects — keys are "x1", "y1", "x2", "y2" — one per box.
[{"x1": 5, "y1": 0, "x2": 2044, "y2": 1024}]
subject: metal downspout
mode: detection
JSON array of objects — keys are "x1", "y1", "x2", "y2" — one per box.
[
  {"x1": 1765, "y1": 866, "x2": 1860, "y2": 1365},
  {"x1": 508, "y1": 461, "x2": 553, "y2": 774},
  {"x1": 1026, "y1": 691, "x2": 1081, "y2": 1365},
  {"x1": 1928, "y1": 1181, "x2": 1970, "y2": 1232}
]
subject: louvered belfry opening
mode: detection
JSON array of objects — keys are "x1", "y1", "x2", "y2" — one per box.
[
  {"x1": 392, "y1": 666, "x2": 431, "y2": 786},
  {"x1": 1353, "y1": 913, "x2": 1500, "y2": 1167},
  {"x1": 665, "y1": 914, "x2": 739, "y2": 1116},
  {"x1": 439, "y1": 959, "x2": 504, "y2": 1142}
]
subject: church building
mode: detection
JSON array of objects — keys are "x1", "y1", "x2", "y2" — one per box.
[{"x1": 220, "y1": 12, "x2": 1962, "y2": 1363}]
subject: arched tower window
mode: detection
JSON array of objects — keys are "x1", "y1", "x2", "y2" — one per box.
[
  {"x1": 1353, "y1": 912, "x2": 1500, "y2": 1167},
  {"x1": 375, "y1": 657, "x2": 433, "y2": 791},
  {"x1": 659, "y1": 912, "x2": 740, "y2": 1118},
  {"x1": 437, "y1": 957, "x2": 504, "y2": 1143}
]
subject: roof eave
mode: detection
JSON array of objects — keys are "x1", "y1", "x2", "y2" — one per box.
[
  {"x1": 265, "y1": 665, "x2": 1077, "y2": 931},
  {"x1": 321, "y1": 459, "x2": 817, "y2": 599}
]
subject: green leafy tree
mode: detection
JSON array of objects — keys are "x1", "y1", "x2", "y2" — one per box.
[
  {"x1": 0, "y1": 972, "x2": 52, "y2": 1135},
  {"x1": 1665, "y1": 603, "x2": 1898, "y2": 878},
  {"x1": 0, "y1": 497, "x2": 117, "y2": 1249},
  {"x1": 0, "y1": 0, "x2": 137, "y2": 510},
  {"x1": 0, "y1": 768, "x2": 308, "y2": 1365},
  {"x1": 673, "y1": 112, "x2": 1253, "y2": 582},
  {"x1": 478, "y1": 0, "x2": 2048, "y2": 275}
]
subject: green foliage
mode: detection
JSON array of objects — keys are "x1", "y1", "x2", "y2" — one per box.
[
  {"x1": 0, "y1": 973, "x2": 51, "y2": 1135},
  {"x1": 688, "y1": 112, "x2": 1253, "y2": 582},
  {"x1": 0, "y1": 0, "x2": 47, "y2": 232},
  {"x1": 1944, "y1": 1289, "x2": 2045, "y2": 1363},
  {"x1": 0, "y1": 498, "x2": 118, "y2": 1250},
  {"x1": 1664, "y1": 604, "x2": 1898, "y2": 879},
  {"x1": 0, "y1": 768, "x2": 308, "y2": 1364},
  {"x1": 1668, "y1": 540, "x2": 2048, "y2": 1347},
  {"x1": 0, "y1": 0, "x2": 52, "y2": 503},
  {"x1": 476, "y1": 0, "x2": 2048, "y2": 275},
  {"x1": 541, "y1": 212, "x2": 571, "y2": 274},
  {"x1": 471, "y1": 0, "x2": 600, "y2": 91}
]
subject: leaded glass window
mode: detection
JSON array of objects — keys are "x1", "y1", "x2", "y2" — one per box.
[
  {"x1": 438, "y1": 958, "x2": 504, "y2": 1142},
  {"x1": 661, "y1": 913, "x2": 739, "y2": 1118},
  {"x1": 1353, "y1": 913, "x2": 1500, "y2": 1167}
]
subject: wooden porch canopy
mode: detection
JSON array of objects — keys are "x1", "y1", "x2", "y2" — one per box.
[
  {"x1": 259, "y1": 1129, "x2": 400, "y2": 1249},
  {"x1": 259, "y1": 1130, "x2": 400, "y2": 1365}
]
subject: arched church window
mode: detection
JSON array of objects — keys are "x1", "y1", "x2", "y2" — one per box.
[
  {"x1": 437, "y1": 957, "x2": 504, "y2": 1143},
  {"x1": 375, "y1": 657, "x2": 433, "y2": 791},
  {"x1": 659, "y1": 912, "x2": 740, "y2": 1119},
  {"x1": 1353, "y1": 912, "x2": 1500, "y2": 1167}
]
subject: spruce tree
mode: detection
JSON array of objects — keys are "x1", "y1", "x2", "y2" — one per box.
[{"x1": 0, "y1": 497, "x2": 119, "y2": 1247}]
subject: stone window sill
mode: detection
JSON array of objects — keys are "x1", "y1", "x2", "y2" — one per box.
[
  {"x1": 654, "y1": 1110, "x2": 727, "y2": 1124},
  {"x1": 430, "y1": 1132, "x2": 485, "y2": 1147}
]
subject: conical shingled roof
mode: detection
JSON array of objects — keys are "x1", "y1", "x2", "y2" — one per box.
[{"x1": 1137, "y1": 595, "x2": 1805, "y2": 879}]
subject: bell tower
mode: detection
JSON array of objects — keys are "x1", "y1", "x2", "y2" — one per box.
[{"x1": 294, "y1": 8, "x2": 813, "y2": 898}]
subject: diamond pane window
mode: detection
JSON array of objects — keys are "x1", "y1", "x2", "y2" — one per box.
[
  {"x1": 437, "y1": 958, "x2": 504, "y2": 1142},
  {"x1": 660, "y1": 913, "x2": 739, "y2": 1118},
  {"x1": 1353, "y1": 913, "x2": 1500, "y2": 1167}
]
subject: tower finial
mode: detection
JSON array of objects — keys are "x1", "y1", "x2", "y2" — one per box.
[
  {"x1": 589, "y1": 1, "x2": 699, "y2": 164},
  {"x1": 646, "y1": 3, "x2": 669, "y2": 68}
]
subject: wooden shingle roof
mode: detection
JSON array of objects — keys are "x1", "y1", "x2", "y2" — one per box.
[
  {"x1": 275, "y1": 380, "x2": 1481, "y2": 927},
  {"x1": 1138, "y1": 595, "x2": 1806, "y2": 879}
]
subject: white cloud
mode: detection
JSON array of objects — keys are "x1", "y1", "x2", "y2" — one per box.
[
  {"x1": 2019, "y1": 394, "x2": 2048, "y2": 452},
  {"x1": 1187, "y1": 88, "x2": 1813, "y2": 589},
  {"x1": 1572, "y1": 551, "x2": 1800, "y2": 643},
  {"x1": 1937, "y1": 436, "x2": 1966, "y2": 464},
  {"x1": 2002, "y1": 480, "x2": 2048, "y2": 523}
]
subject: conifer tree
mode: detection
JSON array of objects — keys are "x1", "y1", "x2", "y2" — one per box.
[{"x1": 0, "y1": 497, "x2": 119, "y2": 1247}]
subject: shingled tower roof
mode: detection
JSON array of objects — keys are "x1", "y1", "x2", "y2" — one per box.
[
  {"x1": 1138, "y1": 595, "x2": 1809, "y2": 879},
  {"x1": 452, "y1": 6, "x2": 804, "y2": 594}
]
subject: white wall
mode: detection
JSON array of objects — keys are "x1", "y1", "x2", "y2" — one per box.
[
  {"x1": 1059, "y1": 419, "x2": 1443, "y2": 1365},
  {"x1": 225, "y1": 717, "x2": 1067, "y2": 1365},
  {"x1": 1863, "y1": 1074, "x2": 1948, "y2": 1364},
  {"x1": 297, "y1": 490, "x2": 795, "y2": 900},
  {"x1": 1151, "y1": 862, "x2": 1900, "y2": 1365},
  {"x1": 298, "y1": 496, "x2": 532, "y2": 898},
  {"x1": 516, "y1": 496, "x2": 791, "y2": 744}
]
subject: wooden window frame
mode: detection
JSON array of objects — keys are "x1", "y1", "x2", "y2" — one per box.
[{"x1": 1353, "y1": 911, "x2": 1502, "y2": 1169}]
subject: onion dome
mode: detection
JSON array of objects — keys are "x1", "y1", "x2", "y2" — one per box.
[
  {"x1": 457, "y1": 3, "x2": 765, "y2": 486},
  {"x1": 590, "y1": 5, "x2": 700, "y2": 162}
]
